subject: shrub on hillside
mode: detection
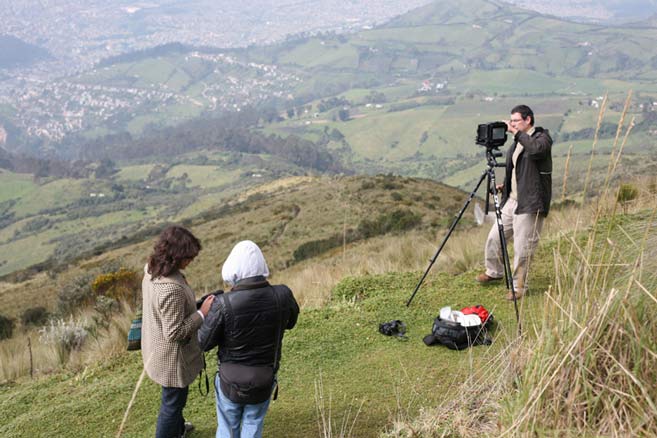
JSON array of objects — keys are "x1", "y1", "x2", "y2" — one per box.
[
  {"x1": 57, "y1": 273, "x2": 96, "y2": 315},
  {"x1": 20, "y1": 306, "x2": 50, "y2": 327},
  {"x1": 292, "y1": 210, "x2": 423, "y2": 263},
  {"x1": 617, "y1": 183, "x2": 638, "y2": 213},
  {"x1": 357, "y1": 209, "x2": 422, "y2": 238},
  {"x1": 0, "y1": 314, "x2": 15, "y2": 340},
  {"x1": 381, "y1": 180, "x2": 401, "y2": 190},
  {"x1": 39, "y1": 317, "x2": 89, "y2": 364},
  {"x1": 91, "y1": 268, "x2": 140, "y2": 305},
  {"x1": 360, "y1": 181, "x2": 375, "y2": 190},
  {"x1": 293, "y1": 230, "x2": 359, "y2": 263},
  {"x1": 91, "y1": 295, "x2": 120, "y2": 331}
]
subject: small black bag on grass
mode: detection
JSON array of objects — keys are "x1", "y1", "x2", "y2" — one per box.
[
  {"x1": 423, "y1": 317, "x2": 491, "y2": 350},
  {"x1": 378, "y1": 320, "x2": 408, "y2": 339}
]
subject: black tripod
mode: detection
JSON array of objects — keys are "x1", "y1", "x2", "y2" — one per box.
[{"x1": 405, "y1": 148, "x2": 521, "y2": 331}]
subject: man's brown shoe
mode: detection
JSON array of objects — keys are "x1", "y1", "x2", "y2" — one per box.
[
  {"x1": 506, "y1": 289, "x2": 525, "y2": 301},
  {"x1": 476, "y1": 273, "x2": 503, "y2": 283}
]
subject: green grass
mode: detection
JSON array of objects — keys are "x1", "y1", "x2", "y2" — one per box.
[
  {"x1": 330, "y1": 105, "x2": 450, "y2": 160},
  {"x1": 173, "y1": 192, "x2": 231, "y2": 220},
  {"x1": 0, "y1": 207, "x2": 161, "y2": 276},
  {"x1": 451, "y1": 70, "x2": 571, "y2": 95},
  {"x1": 0, "y1": 171, "x2": 36, "y2": 203},
  {"x1": 124, "y1": 98, "x2": 208, "y2": 135},
  {"x1": 9, "y1": 178, "x2": 86, "y2": 217},
  {"x1": 0, "y1": 269, "x2": 538, "y2": 437},
  {"x1": 166, "y1": 165, "x2": 242, "y2": 189},
  {"x1": 279, "y1": 40, "x2": 359, "y2": 69},
  {"x1": 127, "y1": 58, "x2": 179, "y2": 87},
  {"x1": 359, "y1": 23, "x2": 493, "y2": 47},
  {"x1": 336, "y1": 81, "x2": 418, "y2": 104},
  {"x1": 0, "y1": 234, "x2": 57, "y2": 274},
  {"x1": 115, "y1": 165, "x2": 156, "y2": 182}
]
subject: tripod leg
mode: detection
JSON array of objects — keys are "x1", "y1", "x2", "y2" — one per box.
[
  {"x1": 488, "y1": 171, "x2": 522, "y2": 334},
  {"x1": 485, "y1": 170, "x2": 511, "y2": 288},
  {"x1": 406, "y1": 168, "x2": 489, "y2": 307}
]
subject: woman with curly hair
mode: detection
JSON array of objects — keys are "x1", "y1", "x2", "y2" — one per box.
[{"x1": 141, "y1": 225, "x2": 215, "y2": 438}]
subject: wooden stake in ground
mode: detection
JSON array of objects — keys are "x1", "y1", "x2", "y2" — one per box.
[{"x1": 117, "y1": 354, "x2": 152, "y2": 438}]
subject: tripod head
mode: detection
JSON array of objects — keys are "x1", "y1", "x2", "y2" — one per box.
[
  {"x1": 485, "y1": 148, "x2": 504, "y2": 168},
  {"x1": 483, "y1": 148, "x2": 505, "y2": 216}
]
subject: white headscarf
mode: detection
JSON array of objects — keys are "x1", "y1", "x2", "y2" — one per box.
[{"x1": 221, "y1": 240, "x2": 270, "y2": 286}]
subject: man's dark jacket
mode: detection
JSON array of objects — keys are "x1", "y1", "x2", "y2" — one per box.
[
  {"x1": 198, "y1": 276, "x2": 299, "y2": 372},
  {"x1": 502, "y1": 127, "x2": 553, "y2": 216}
]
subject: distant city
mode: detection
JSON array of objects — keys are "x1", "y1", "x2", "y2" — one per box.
[
  {"x1": 1, "y1": 0, "x2": 655, "y2": 147},
  {"x1": 1, "y1": 0, "x2": 437, "y2": 145},
  {"x1": 0, "y1": 0, "x2": 437, "y2": 78}
]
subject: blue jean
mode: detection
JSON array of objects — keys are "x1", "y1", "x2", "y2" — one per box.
[
  {"x1": 156, "y1": 385, "x2": 188, "y2": 438},
  {"x1": 214, "y1": 374, "x2": 273, "y2": 438}
]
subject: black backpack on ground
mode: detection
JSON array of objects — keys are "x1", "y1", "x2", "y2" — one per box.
[{"x1": 423, "y1": 317, "x2": 492, "y2": 350}]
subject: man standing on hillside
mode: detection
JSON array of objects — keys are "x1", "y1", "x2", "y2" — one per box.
[{"x1": 476, "y1": 104, "x2": 553, "y2": 300}]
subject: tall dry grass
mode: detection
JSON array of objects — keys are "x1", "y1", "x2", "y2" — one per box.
[
  {"x1": 499, "y1": 192, "x2": 656, "y2": 436},
  {"x1": 383, "y1": 336, "x2": 519, "y2": 437},
  {"x1": 0, "y1": 214, "x2": 489, "y2": 381},
  {"x1": 277, "y1": 224, "x2": 489, "y2": 308},
  {"x1": 314, "y1": 371, "x2": 364, "y2": 438},
  {"x1": 0, "y1": 303, "x2": 134, "y2": 382},
  {"x1": 386, "y1": 91, "x2": 657, "y2": 437}
]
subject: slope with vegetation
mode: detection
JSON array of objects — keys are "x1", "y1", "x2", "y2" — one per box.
[
  {"x1": 0, "y1": 172, "x2": 654, "y2": 437},
  {"x1": 0, "y1": 174, "x2": 468, "y2": 324}
]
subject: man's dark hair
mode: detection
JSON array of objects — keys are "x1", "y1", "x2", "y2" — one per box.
[
  {"x1": 511, "y1": 104, "x2": 534, "y2": 126},
  {"x1": 148, "y1": 225, "x2": 201, "y2": 278}
]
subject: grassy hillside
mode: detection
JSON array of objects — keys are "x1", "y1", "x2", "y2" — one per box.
[
  {"x1": 1, "y1": 178, "x2": 654, "y2": 436},
  {"x1": 8, "y1": 0, "x2": 654, "y2": 176},
  {"x1": 0, "y1": 174, "x2": 470, "y2": 320},
  {"x1": 0, "y1": 149, "x2": 309, "y2": 277},
  {"x1": 239, "y1": 0, "x2": 657, "y2": 187},
  {"x1": 264, "y1": 0, "x2": 657, "y2": 80},
  {"x1": 0, "y1": 268, "x2": 535, "y2": 437}
]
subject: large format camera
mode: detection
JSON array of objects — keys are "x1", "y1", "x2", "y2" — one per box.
[{"x1": 476, "y1": 121, "x2": 507, "y2": 149}]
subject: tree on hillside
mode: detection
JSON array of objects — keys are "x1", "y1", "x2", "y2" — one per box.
[
  {"x1": 0, "y1": 314, "x2": 15, "y2": 340},
  {"x1": 338, "y1": 108, "x2": 350, "y2": 122}
]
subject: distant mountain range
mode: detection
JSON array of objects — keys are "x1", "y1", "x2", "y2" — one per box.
[{"x1": 506, "y1": 0, "x2": 657, "y2": 23}]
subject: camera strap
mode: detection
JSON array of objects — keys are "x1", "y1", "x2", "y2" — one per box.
[
  {"x1": 271, "y1": 286, "x2": 282, "y2": 400},
  {"x1": 198, "y1": 353, "x2": 209, "y2": 396}
]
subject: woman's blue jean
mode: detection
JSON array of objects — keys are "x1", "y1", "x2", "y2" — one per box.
[
  {"x1": 156, "y1": 385, "x2": 188, "y2": 438},
  {"x1": 214, "y1": 374, "x2": 272, "y2": 438}
]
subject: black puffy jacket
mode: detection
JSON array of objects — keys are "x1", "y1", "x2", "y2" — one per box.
[
  {"x1": 502, "y1": 127, "x2": 553, "y2": 216},
  {"x1": 197, "y1": 276, "x2": 299, "y2": 371}
]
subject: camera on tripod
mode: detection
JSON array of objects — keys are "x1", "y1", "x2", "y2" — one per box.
[
  {"x1": 407, "y1": 120, "x2": 520, "y2": 321},
  {"x1": 476, "y1": 121, "x2": 508, "y2": 149}
]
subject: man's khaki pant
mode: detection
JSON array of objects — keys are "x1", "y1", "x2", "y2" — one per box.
[{"x1": 484, "y1": 198, "x2": 544, "y2": 293}]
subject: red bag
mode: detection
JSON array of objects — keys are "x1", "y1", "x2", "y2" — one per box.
[{"x1": 461, "y1": 305, "x2": 491, "y2": 326}]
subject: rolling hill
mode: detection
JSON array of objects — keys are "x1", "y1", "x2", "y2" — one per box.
[
  {"x1": 0, "y1": 174, "x2": 472, "y2": 319},
  {"x1": 1, "y1": 0, "x2": 656, "y2": 279}
]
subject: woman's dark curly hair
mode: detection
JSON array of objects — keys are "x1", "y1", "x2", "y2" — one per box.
[{"x1": 148, "y1": 226, "x2": 201, "y2": 278}]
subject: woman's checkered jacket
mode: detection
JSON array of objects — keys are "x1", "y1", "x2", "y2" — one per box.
[{"x1": 141, "y1": 265, "x2": 204, "y2": 388}]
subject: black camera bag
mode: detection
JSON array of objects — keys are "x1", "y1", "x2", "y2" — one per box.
[
  {"x1": 219, "y1": 363, "x2": 275, "y2": 404},
  {"x1": 423, "y1": 317, "x2": 491, "y2": 350}
]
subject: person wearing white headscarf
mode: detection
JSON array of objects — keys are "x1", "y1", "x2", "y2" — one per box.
[
  {"x1": 198, "y1": 240, "x2": 299, "y2": 438},
  {"x1": 221, "y1": 240, "x2": 270, "y2": 287}
]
